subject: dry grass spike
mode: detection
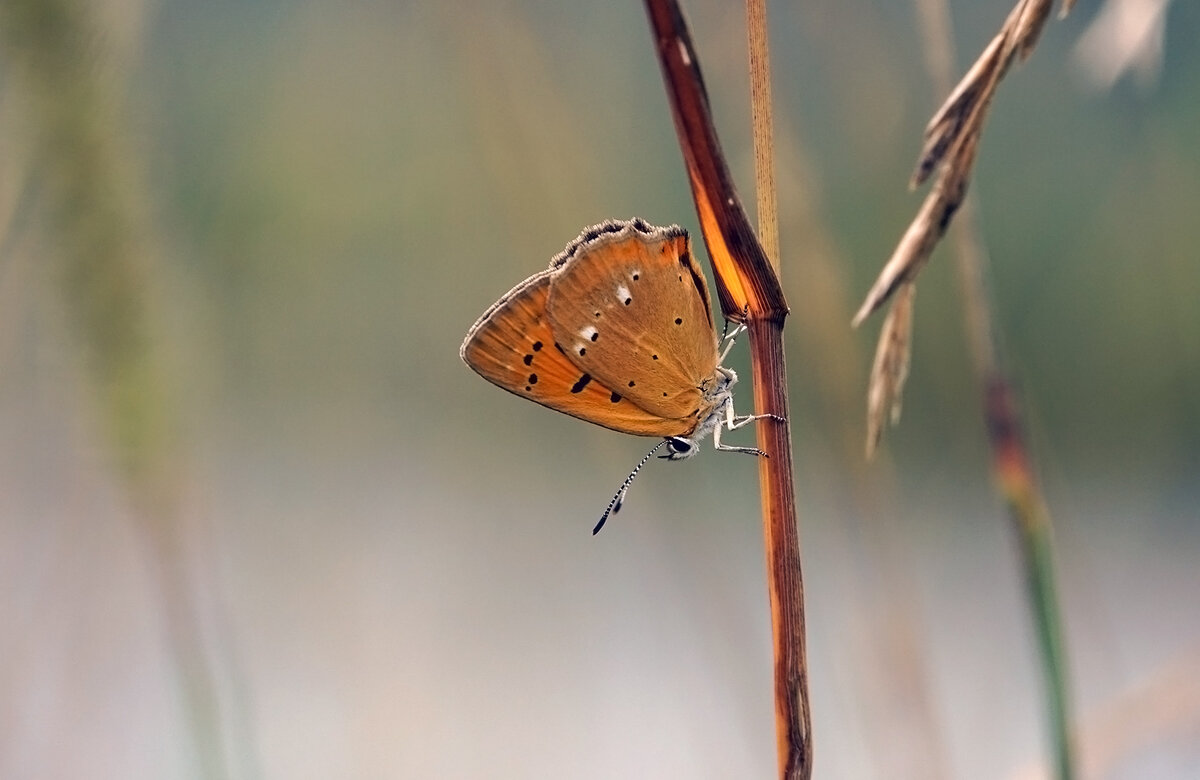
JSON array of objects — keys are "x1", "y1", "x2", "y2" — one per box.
[
  {"x1": 855, "y1": 0, "x2": 1076, "y2": 457},
  {"x1": 854, "y1": 0, "x2": 1076, "y2": 327},
  {"x1": 865, "y1": 281, "x2": 915, "y2": 458}
]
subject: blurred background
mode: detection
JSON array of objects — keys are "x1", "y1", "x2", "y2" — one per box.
[{"x1": 1, "y1": 0, "x2": 1197, "y2": 777}]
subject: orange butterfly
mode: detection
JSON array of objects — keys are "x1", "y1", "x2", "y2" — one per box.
[{"x1": 461, "y1": 219, "x2": 777, "y2": 531}]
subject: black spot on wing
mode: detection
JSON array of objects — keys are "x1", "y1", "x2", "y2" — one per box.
[
  {"x1": 610, "y1": 392, "x2": 621, "y2": 403},
  {"x1": 571, "y1": 374, "x2": 592, "y2": 394},
  {"x1": 523, "y1": 354, "x2": 533, "y2": 366}
]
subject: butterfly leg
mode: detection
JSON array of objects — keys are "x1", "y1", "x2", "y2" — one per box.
[
  {"x1": 713, "y1": 404, "x2": 786, "y2": 456},
  {"x1": 712, "y1": 423, "x2": 766, "y2": 456},
  {"x1": 713, "y1": 407, "x2": 766, "y2": 457},
  {"x1": 727, "y1": 397, "x2": 786, "y2": 431},
  {"x1": 729, "y1": 413, "x2": 787, "y2": 429}
]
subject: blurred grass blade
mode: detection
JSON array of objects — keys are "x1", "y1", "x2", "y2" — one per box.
[{"x1": 0, "y1": 1, "x2": 243, "y2": 777}]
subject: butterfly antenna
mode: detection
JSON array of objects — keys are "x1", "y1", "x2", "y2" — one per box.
[{"x1": 593, "y1": 439, "x2": 669, "y2": 535}]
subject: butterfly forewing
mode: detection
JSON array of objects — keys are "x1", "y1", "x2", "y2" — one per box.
[
  {"x1": 460, "y1": 270, "x2": 691, "y2": 437},
  {"x1": 545, "y1": 222, "x2": 720, "y2": 424}
]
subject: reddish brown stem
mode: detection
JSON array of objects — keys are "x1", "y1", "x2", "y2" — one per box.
[
  {"x1": 748, "y1": 317, "x2": 810, "y2": 777},
  {"x1": 643, "y1": 1, "x2": 810, "y2": 776},
  {"x1": 642, "y1": 0, "x2": 786, "y2": 322}
]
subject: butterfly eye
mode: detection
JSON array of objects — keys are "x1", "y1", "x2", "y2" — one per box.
[{"x1": 666, "y1": 437, "x2": 693, "y2": 456}]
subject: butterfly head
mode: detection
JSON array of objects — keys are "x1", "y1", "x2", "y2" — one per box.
[
  {"x1": 708, "y1": 365, "x2": 737, "y2": 392},
  {"x1": 656, "y1": 366, "x2": 738, "y2": 461}
]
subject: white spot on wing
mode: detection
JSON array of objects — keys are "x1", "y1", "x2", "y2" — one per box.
[
  {"x1": 616, "y1": 284, "x2": 631, "y2": 301},
  {"x1": 581, "y1": 326, "x2": 597, "y2": 340}
]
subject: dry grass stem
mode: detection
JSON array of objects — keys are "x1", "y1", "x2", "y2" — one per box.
[
  {"x1": 865, "y1": 281, "x2": 915, "y2": 457},
  {"x1": 746, "y1": 0, "x2": 779, "y2": 268}
]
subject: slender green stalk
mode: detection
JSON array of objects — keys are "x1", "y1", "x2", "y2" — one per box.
[
  {"x1": 1026, "y1": 511, "x2": 1074, "y2": 780},
  {"x1": 990, "y1": 376, "x2": 1075, "y2": 779}
]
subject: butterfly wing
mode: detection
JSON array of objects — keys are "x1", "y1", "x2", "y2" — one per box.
[
  {"x1": 545, "y1": 220, "x2": 719, "y2": 424},
  {"x1": 461, "y1": 269, "x2": 692, "y2": 437}
]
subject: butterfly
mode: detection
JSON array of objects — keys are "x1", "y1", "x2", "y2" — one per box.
[{"x1": 460, "y1": 219, "x2": 778, "y2": 531}]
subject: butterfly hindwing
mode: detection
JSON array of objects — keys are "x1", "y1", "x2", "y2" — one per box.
[
  {"x1": 460, "y1": 269, "x2": 691, "y2": 437},
  {"x1": 545, "y1": 220, "x2": 719, "y2": 424}
]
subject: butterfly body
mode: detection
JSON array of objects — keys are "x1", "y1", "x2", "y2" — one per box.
[{"x1": 461, "y1": 219, "x2": 769, "y2": 460}]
